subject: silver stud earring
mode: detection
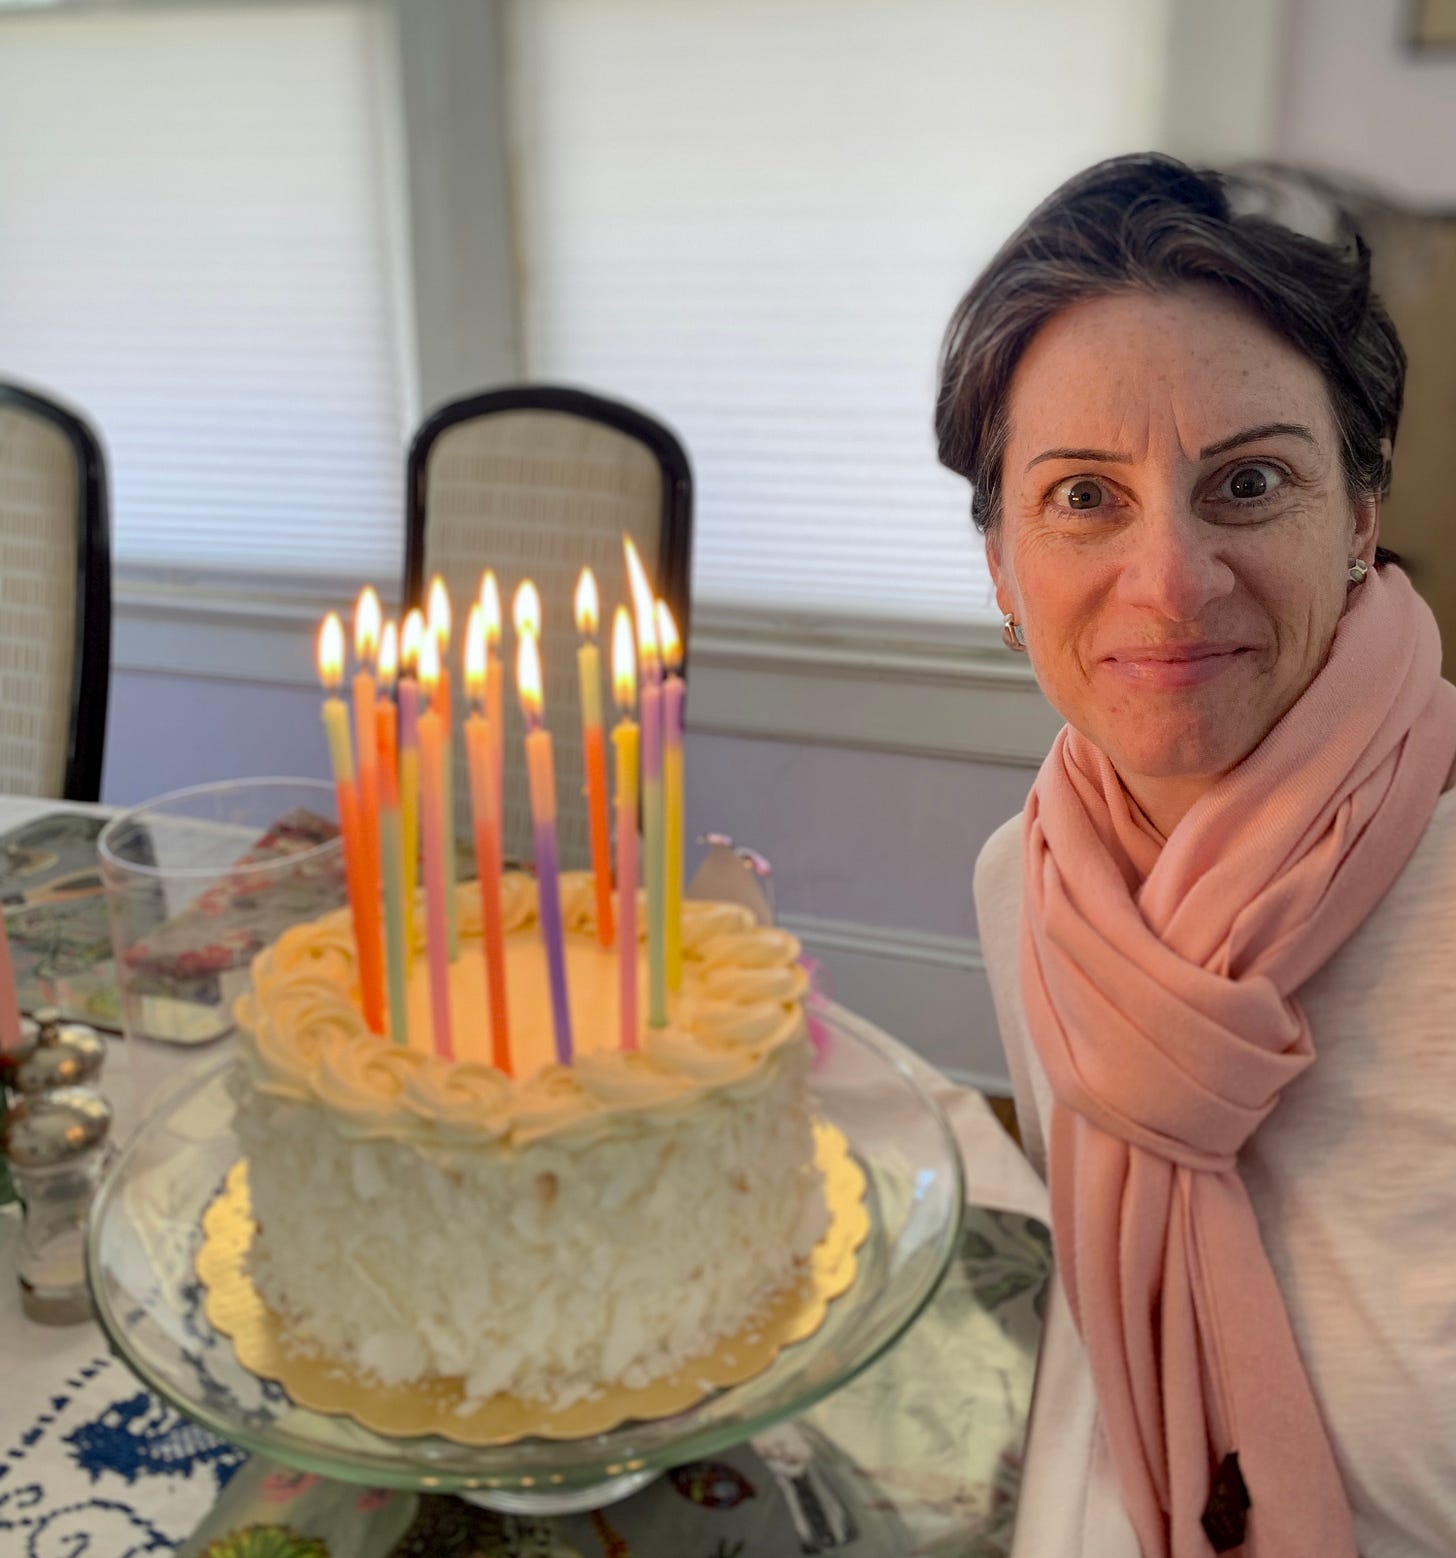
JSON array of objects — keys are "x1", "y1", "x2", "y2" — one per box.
[
  {"x1": 1001, "y1": 613, "x2": 1027, "y2": 651},
  {"x1": 1347, "y1": 558, "x2": 1368, "y2": 585}
]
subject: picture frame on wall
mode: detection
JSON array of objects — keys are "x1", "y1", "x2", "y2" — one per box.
[{"x1": 1411, "y1": 0, "x2": 1456, "y2": 48}]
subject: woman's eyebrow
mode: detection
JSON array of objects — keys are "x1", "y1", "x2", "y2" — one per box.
[
  {"x1": 1024, "y1": 421, "x2": 1317, "y2": 473},
  {"x1": 1199, "y1": 422, "x2": 1316, "y2": 459}
]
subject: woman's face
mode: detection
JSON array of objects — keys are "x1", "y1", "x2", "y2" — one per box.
[{"x1": 989, "y1": 286, "x2": 1379, "y2": 831}]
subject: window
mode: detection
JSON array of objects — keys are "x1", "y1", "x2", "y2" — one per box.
[
  {"x1": 507, "y1": 0, "x2": 1164, "y2": 623},
  {"x1": 0, "y1": 2, "x2": 412, "y2": 586}
]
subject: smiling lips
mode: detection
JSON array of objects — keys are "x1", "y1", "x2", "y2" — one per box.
[{"x1": 1101, "y1": 642, "x2": 1252, "y2": 689}]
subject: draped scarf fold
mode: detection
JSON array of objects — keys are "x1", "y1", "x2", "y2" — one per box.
[{"x1": 1021, "y1": 565, "x2": 1456, "y2": 1556}]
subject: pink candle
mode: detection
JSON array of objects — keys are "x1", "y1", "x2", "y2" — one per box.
[
  {"x1": 611, "y1": 607, "x2": 640, "y2": 1051},
  {"x1": 464, "y1": 603, "x2": 510, "y2": 1073},
  {"x1": 417, "y1": 632, "x2": 454, "y2": 1061}
]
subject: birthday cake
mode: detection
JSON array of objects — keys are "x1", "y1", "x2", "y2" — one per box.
[{"x1": 230, "y1": 870, "x2": 828, "y2": 1410}]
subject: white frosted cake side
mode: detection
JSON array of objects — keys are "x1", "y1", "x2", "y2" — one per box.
[{"x1": 231, "y1": 874, "x2": 828, "y2": 1409}]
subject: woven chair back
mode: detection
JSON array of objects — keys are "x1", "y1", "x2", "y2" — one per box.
[{"x1": 405, "y1": 391, "x2": 691, "y2": 870}]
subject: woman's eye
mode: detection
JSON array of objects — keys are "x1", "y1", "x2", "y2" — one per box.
[
  {"x1": 1053, "y1": 477, "x2": 1107, "y2": 511},
  {"x1": 1219, "y1": 462, "x2": 1284, "y2": 501}
]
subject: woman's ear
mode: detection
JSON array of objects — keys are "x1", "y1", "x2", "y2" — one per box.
[
  {"x1": 986, "y1": 525, "x2": 1015, "y2": 617},
  {"x1": 1352, "y1": 492, "x2": 1381, "y2": 565}
]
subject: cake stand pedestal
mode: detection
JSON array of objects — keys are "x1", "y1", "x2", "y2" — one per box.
[{"x1": 86, "y1": 1007, "x2": 964, "y2": 1516}]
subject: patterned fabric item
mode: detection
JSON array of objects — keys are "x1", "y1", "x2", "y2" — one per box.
[
  {"x1": 0, "y1": 406, "x2": 79, "y2": 799},
  {"x1": 420, "y1": 409, "x2": 668, "y2": 870}
]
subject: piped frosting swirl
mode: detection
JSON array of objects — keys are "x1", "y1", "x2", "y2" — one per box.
[{"x1": 235, "y1": 872, "x2": 809, "y2": 1152}]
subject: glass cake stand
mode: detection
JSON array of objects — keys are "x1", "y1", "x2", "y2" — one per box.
[{"x1": 86, "y1": 1007, "x2": 964, "y2": 1515}]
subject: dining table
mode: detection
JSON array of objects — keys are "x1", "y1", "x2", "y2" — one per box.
[{"x1": 0, "y1": 792, "x2": 1052, "y2": 1558}]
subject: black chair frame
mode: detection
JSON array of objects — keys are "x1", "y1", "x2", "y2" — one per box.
[
  {"x1": 0, "y1": 382, "x2": 111, "y2": 802},
  {"x1": 403, "y1": 384, "x2": 694, "y2": 658}
]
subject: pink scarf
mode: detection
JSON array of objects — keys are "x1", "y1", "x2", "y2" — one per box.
[{"x1": 1021, "y1": 565, "x2": 1456, "y2": 1556}]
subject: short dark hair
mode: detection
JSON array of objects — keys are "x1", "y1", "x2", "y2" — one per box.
[{"x1": 935, "y1": 153, "x2": 1406, "y2": 536}]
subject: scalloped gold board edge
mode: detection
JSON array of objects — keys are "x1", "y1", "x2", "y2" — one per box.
[{"x1": 197, "y1": 1120, "x2": 867, "y2": 1445}]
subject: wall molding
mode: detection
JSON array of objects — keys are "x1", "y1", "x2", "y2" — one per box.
[
  {"x1": 114, "y1": 584, "x2": 1063, "y2": 767},
  {"x1": 777, "y1": 909, "x2": 983, "y2": 975}
]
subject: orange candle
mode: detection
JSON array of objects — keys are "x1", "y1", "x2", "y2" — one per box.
[
  {"x1": 575, "y1": 568, "x2": 615, "y2": 946},
  {"x1": 481, "y1": 571, "x2": 504, "y2": 826},
  {"x1": 427, "y1": 576, "x2": 459, "y2": 961},
  {"x1": 317, "y1": 614, "x2": 384, "y2": 1034},
  {"x1": 417, "y1": 631, "x2": 453, "y2": 1061},
  {"x1": 464, "y1": 604, "x2": 510, "y2": 1072},
  {"x1": 351, "y1": 587, "x2": 386, "y2": 1021}
]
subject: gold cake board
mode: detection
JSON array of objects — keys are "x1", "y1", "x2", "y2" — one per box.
[{"x1": 196, "y1": 1121, "x2": 868, "y2": 1445}]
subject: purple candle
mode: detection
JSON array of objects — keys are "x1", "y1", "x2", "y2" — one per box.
[{"x1": 517, "y1": 629, "x2": 573, "y2": 1067}]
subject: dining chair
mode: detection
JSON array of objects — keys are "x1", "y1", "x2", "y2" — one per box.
[
  {"x1": 403, "y1": 384, "x2": 692, "y2": 870},
  {"x1": 0, "y1": 382, "x2": 111, "y2": 802}
]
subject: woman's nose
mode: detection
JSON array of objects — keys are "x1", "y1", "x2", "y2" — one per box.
[{"x1": 1115, "y1": 508, "x2": 1234, "y2": 621}]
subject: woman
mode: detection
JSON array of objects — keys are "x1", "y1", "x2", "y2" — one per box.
[{"x1": 937, "y1": 154, "x2": 1456, "y2": 1557}]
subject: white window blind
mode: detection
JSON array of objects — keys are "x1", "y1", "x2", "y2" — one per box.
[
  {"x1": 0, "y1": 2, "x2": 410, "y2": 583},
  {"x1": 508, "y1": 0, "x2": 1164, "y2": 622}
]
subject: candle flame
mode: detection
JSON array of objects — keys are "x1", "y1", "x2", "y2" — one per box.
[
  {"x1": 612, "y1": 606, "x2": 637, "y2": 712},
  {"x1": 354, "y1": 586, "x2": 382, "y2": 666},
  {"x1": 427, "y1": 575, "x2": 452, "y2": 648},
  {"x1": 419, "y1": 623, "x2": 441, "y2": 698},
  {"x1": 622, "y1": 536, "x2": 658, "y2": 668},
  {"x1": 514, "y1": 579, "x2": 542, "y2": 639},
  {"x1": 378, "y1": 620, "x2": 400, "y2": 691},
  {"x1": 400, "y1": 608, "x2": 426, "y2": 675},
  {"x1": 317, "y1": 614, "x2": 345, "y2": 690},
  {"x1": 517, "y1": 628, "x2": 544, "y2": 724},
  {"x1": 574, "y1": 567, "x2": 600, "y2": 637},
  {"x1": 655, "y1": 600, "x2": 683, "y2": 672},
  {"x1": 480, "y1": 570, "x2": 502, "y2": 649},
  {"x1": 464, "y1": 602, "x2": 487, "y2": 702}
]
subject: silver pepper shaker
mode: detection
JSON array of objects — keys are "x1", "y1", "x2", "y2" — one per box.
[
  {"x1": 0, "y1": 1086, "x2": 113, "y2": 1324},
  {"x1": 1, "y1": 1005, "x2": 106, "y2": 1096}
]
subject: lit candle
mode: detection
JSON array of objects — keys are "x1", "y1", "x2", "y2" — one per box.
[
  {"x1": 317, "y1": 614, "x2": 385, "y2": 1033},
  {"x1": 576, "y1": 568, "x2": 615, "y2": 947},
  {"x1": 481, "y1": 570, "x2": 504, "y2": 830},
  {"x1": 417, "y1": 630, "x2": 454, "y2": 1061},
  {"x1": 427, "y1": 577, "x2": 460, "y2": 962},
  {"x1": 657, "y1": 600, "x2": 685, "y2": 991},
  {"x1": 611, "y1": 607, "x2": 640, "y2": 1052},
  {"x1": 352, "y1": 587, "x2": 386, "y2": 1022},
  {"x1": 464, "y1": 603, "x2": 511, "y2": 1073},
  {"x1": 624, "y1": 538, "x2": 667, "y2": 1026},
  {"x1": 398, "y1": 609, "x2": 426, "y2": 973},
  {"x1": 375, "y1": 621, "x2": 409, "y2": 1046},
  {"x1": 517, "y1": 624, "x2": 573, "y2": 1067}
]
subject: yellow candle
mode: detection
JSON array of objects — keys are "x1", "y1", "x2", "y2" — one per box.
[
  {"x1": 317, "y1": 614, "x2": 384, "y2": 1034},
  {"x1": 575, "y1": 567, "x2": 614, "y2": 946}
]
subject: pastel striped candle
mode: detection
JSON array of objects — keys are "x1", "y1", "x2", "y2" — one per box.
[
  {"x1": 398, "y1": 609, "x2": 426, "y2": 974},
  {"x1": 481, "y1": 571, "x2": 504, "y2": 826},
  {"x1": 464, "y1": 603, "x2": 510, "y2": 1073}
]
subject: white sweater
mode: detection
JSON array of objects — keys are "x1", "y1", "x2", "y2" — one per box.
[{"x1": 975, "y1": 789, "x2": 1456, "y2": 1557}]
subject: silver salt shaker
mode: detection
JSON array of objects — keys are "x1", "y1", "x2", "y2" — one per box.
[
  {"x1": 2, "y1": 1005, "x2": 106, "y2": 1095},
  {"x1": 0, "y1": 1086, "x2": 113, "y2": 1324}
]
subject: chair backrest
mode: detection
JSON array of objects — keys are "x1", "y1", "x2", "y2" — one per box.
[
  {"x1": 0, "y1": 383, "x2": 110, "y2": 801},
  {"x1": 404, "y1": 385, "x2": 692, "y2": 869}
]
